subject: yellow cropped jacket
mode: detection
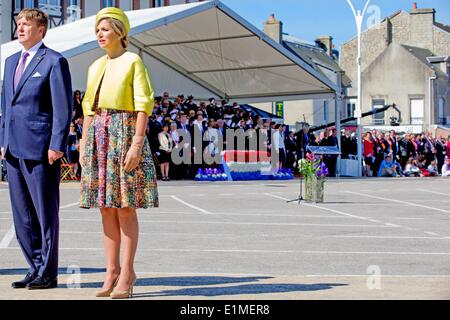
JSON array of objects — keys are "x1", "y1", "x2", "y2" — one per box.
[{"x1": 82, "y1": 52, "x2": 154, "y2": 117}]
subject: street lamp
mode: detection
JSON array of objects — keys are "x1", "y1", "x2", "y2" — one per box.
[{"x1": 346, "y1": 0, "x2": 370, "y2": 177}]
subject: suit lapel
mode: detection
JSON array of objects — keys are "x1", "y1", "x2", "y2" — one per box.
[
  {"x1": 6, "y1": 52, "x2": 21, "y2": 98},
  {"x1": 13, "y1": 45, "x2": 47, "y2": 101}
]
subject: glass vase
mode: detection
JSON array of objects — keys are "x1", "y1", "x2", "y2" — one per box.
[{"x1": 304, "y1": 176, "x2": 325, "y2": 203}]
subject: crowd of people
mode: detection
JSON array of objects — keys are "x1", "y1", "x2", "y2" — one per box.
[
  {"x1": 69, "y1": 90, "x2": 341, "y2": 179},
  {"x1": 64, "y1": 90, "x2": 450, "y2": 180},
  {"x1": 360, "y1": 130, "x2": 450, "y2": 177}
]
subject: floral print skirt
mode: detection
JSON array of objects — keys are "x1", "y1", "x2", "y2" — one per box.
[{"x1": 80, "y1": 108, "x2": 159, "y2": 209}]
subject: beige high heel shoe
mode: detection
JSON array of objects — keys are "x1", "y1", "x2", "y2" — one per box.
[
  {"x1": 110, "y1": 274, "x2": 137, "y2": 299},
  {"x1": 95, "y1": 275, "x2": 120, "y2": 298}
]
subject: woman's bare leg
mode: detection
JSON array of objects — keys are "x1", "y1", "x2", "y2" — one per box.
[
  {"x1": 100, "y1": 208, "x2": 121, "y2": 289},
  {"x1": 115, "y1": 207, "x2": 139, "y2": 291}
]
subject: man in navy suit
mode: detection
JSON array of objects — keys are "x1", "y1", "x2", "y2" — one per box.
[{"x1": 0, "y1": 9, "x2": 72, "y2": 289}]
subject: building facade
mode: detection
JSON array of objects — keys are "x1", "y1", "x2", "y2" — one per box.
[
  {"x1": 254, "y1": 15, "x2": 349, "y2": 128},
  {"x1": 340, "y1": 4, "x2": 450, "y2": 133},
  {"x1": 0, "y1": 0, "x2": 202, "y2": 44}
]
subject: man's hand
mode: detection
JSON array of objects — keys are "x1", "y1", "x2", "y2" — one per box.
[
  {"x1": 48, "y1": 150, "x2": 64, "y2": 165},
  {"x1": 0, "y1": 147, "x2": 5, "y2": 160}
]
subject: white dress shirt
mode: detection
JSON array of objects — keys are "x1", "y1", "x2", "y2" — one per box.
[{"x1": 20, "y1": 40, "x2": 43, "y2": 72}]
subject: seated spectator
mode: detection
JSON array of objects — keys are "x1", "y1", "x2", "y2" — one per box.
[
  {"x1": 377, "y1": 154, "x2": 397, "y2": 177},
  {"x1": 393, "y1": 158, "x2": 405, "y2": 176},
  {"x1": 404, "y1": 157, "x2": 422, "y2": 177},
  {"x1": 442, "y1": 158, "x2": 450, "y2": 177},
  {"x1": 417, "y1": 154, "x2": 427, "y2": 169},
  {"x1": 427, "y1": 160, "x2": 439, "y2": 176}
]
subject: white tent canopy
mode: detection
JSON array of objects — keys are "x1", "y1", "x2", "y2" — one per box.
[{"x1": 1, "y1": 0, "x2": 338, "y2": 102}]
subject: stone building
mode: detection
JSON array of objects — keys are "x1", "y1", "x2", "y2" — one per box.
[
  {"x1": 254, "y1": 15, "x2": 350, "y2": 128},
  {"x1": 340, "y1": 3, "x2": 450, "y2": 133}
]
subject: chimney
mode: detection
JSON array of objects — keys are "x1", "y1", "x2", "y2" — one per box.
[
  {"x1": 263, "y1": 14, "x2": 283, "y2": 44},
  {"x1": 410, "y1": 4, "x2": 435, "y2": 22},
  {"x1": 315, "y1": 36, "x2": 333, "y2": 57},
  {"x1": 409, "y1": 5, "x2": 435, "y2": 51}
]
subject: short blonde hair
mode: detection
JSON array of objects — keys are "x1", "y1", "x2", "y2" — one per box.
[
  {"x1": 17, "y1": 8, "x2": 49, "y2": 38},
  {"x1": 96, "y1": 17, "x2": 128, "y2": 48}
]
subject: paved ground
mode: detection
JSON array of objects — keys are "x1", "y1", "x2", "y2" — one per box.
[{"x1": 0, "y1": 177, "x2": 449, "y2": 300}]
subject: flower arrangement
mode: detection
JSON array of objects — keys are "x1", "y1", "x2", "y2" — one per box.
[
  {"x1": 298, "y1": 153, "x2": 328, "y2": 202},
  {"x1": 271, "y1": 168, "x2": 294, "y2": 180},
  {"x1": 195, "y1": 168, "x2": 228, "y2": 181},
  {"x1": 298, "y1": 153, "x2": 329, "y2": 178},
  {"x1": 230, "y1": 168, "x2": 293, "y2": 181},
  {"x1": 195, "y1": 167, "x2": 294, "y2": 181}
]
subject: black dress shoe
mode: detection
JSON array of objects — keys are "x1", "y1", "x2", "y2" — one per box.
[
  {"x1": 26, "y1": 276, "x2": 58, "y2": 290},
  {"x1": 11, "y1": 273, "x2": 36, "y2": 289}
]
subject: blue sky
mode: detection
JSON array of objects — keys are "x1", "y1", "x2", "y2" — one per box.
[{"x1": 220, "y1": 0, "x2": 450, "y2": 50}]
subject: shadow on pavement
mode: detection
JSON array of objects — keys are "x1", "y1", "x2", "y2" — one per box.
[
  {"x1": 72, "y1": 276, "x2": 273, "y2": 289},
  {"x1": 0, "y1": 267, "x2": 106, "y2": 276},
  {"x1": 132, "y1": 282, "x2": 348, "y2": 298}
]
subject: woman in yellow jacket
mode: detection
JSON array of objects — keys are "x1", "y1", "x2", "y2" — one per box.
[{"x1": 79, "y1": 7, "x2": 159, "y2": 299}]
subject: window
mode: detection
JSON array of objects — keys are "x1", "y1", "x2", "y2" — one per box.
[
  {"x1": 323, "y1": 100, "x2": 328, "y2": 123},
  {"x1": 447, "y1": 65, "x2": 450, "y2": 83},
  {"x1": 39, "y1": 0, "x2": 60, "y2": 5},
  {"x1": 102, "y1": 0, "x2": 117, "y2": 8},
  {"x1": 39, "y1": 0, "x2": 62, "y2": 16},
  {"x1": 410, "y1": 98, "x2": 424, "y2": 124},
  {"x1": 346, "y1": 101, "x2": 355, "y2": 118},
  {"x1": 438, "y1": 98, "x2": 446, "y2": 125},
  {"x1": 14, "y1": 0, "x2": 22, "y2": 13},
  {"x1": 372, "y1": 99, "x2": 385, "y2": 125},
  {"x1": 66, "y1": 0, "x2": 81, "y2": 22},
  {"x1": 24, "y1": 0, "x2": 35, "y2": 8}
]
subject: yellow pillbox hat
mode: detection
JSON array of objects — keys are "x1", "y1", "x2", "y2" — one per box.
[{"x1": 96, "y1": 7, "x2": 130, "y2": 35}]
